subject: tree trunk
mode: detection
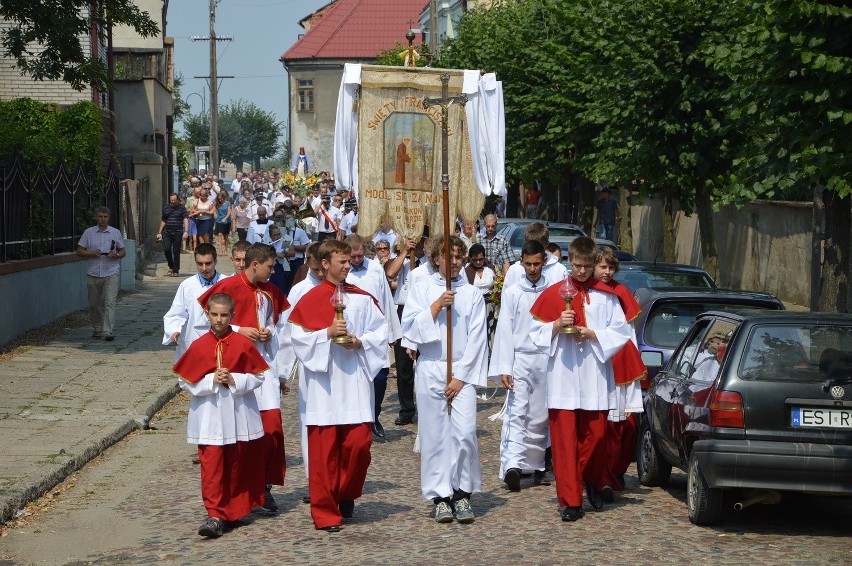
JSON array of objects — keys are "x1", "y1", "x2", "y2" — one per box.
[
  {"x1": 816, "y1": 190, "x2": 851, "y2": 313},
  {"x1": 695, "y1": 185, "x2": 719, "y2": 281},
  {"x1": 618, "y1": 185, "x2": 633, "y2": 254},
  {"x1": 661, "y1": 188, "x2": 676, "y2": 262},
  {"x1": 579, "y1": 177, "x2": 596, "y2": 235}
]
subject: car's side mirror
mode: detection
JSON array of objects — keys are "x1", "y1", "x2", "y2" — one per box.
[{"x1": 642, "y1": 351, "x2": 663, "y2": 368}]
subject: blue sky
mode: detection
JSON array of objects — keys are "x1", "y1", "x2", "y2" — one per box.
[{"x1": 167, "y1": 0, "x2": 328, "y2": 138}]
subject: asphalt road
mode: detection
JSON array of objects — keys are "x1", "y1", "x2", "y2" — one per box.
[{"x1": 1, "y1": 386, "x2": 850, "y2": 565}]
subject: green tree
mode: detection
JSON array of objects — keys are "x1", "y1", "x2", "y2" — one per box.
[
  {"x1": 181, "y1": 100, "x2": 282, "y2": 171},
  {"x1": 219, "y1": 99, "x2": 282, "y2": 171},
  {"x1": 182, "y1": 112, "x2": 210, "y2": 148},
  {"x1": 172, "y1": 73, "x2": 191, "y2": 124},
  {"x1": 710, "y1": 1, "x2": 851, "y2": 310},
  {"x1": 0, "y1": 0, "x2": 159, "y2": 91}
]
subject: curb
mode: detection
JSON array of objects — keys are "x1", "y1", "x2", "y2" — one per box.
[{"x1": 0, "y1": 382, "x2": 181, "y2": 525}]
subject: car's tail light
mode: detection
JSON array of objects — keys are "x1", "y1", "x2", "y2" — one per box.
[{"x1": 709, "y1": 390, "x2": 744, "y2": 428}]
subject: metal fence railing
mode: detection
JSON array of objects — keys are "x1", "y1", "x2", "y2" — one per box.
[{"x1": 0, "y1": 154, "x2": 122, "y2": 263}]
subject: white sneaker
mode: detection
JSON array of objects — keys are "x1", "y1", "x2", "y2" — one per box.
[
  {"x1": 434, "y1": 501, "x2": 454, "y2": 523},
  {"x1": 453, "y1": 498, "x2": 475, "y2": 524}
]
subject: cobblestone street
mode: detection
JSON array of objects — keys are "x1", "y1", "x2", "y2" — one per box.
[{"x1": 2, "y1": 382, "x2": 850, "y2": 565}]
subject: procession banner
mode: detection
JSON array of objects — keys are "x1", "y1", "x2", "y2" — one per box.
[{"x1": 357, "y1": 65, "x2": 484, "y2": 242}]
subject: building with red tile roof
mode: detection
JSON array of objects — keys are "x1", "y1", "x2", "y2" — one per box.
[{"x1": 280, "y1": 0, "x2": 426, "y2": 173}]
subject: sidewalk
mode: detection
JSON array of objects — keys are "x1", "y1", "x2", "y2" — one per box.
[{"x1": 0, "y1": 255, "x2": 183, "y2": 524}]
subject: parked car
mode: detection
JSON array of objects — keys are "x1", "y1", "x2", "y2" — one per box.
[
  {"x1": 637, "y1": 309, "x2": 852, "y2": 525},
  {"x1": 615, "y1": 262, "x2": 715, "y2": 291},
  {"x1": 633, "y1": 287, "x2": 785, "y2": 384},
  {"x1": 496, "y1": 220, "x2": 618, "y2": 262}
]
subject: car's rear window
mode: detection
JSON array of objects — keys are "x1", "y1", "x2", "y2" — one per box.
[
  {"x1": 644, "y1": 301, "x2": 778, "y2": 348},
  {"x1": 739, "y1": 324, "x2": 852, "y2": 382},
  {"x1": 616, "y1": 270, "x2": 713, "y2": 291},
  {"x1": 548, "y1": 227, "x2": 585, "y2": 238}
]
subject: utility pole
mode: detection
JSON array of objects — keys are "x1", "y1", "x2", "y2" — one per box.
[
  {"x1": 191, "y1": 1, "x2": 231, "y2": 176},
  {"x1": 209, "y1": 0, "x2": 218, "y2": 174},
  {"x1": 429, "y1": 0, "x2": 439, "y2": 59}
]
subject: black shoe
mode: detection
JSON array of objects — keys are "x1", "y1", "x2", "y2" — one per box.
[
  {"x1": 372, "y1": 421, "x2": 386, "y2": 439},
  {"x1": 394, "y1": 415, "x2": 413, "y2": 426},
  {"x1": 302, "y1": 495, "x2": 311, "y2": 504},
  {"x1": 533, "y1": 470, "x2": 549, "y2": 486},
  {"x1": 104, "y1": 334, "x2": 115, "y2": 342},
  {"x1": 601, "y1": 484, "x2": 615, "y2": 503},
  {"x1": 320, "y1": 525, "x2": 341, "y2": 533},
  {"x1": 585, "y1": 481, "x2": 604, "y2": 510},
  {"x1": 198, "y1": 517, "x2": 225, "y2": 537},
  {"x1": 617, "y1": 473, "x2": 626, "y2": 490},
  {"x1": 504, "y1": 468, "x2": 521, "y2": 492},
  {"x1": 339, "y1": 499, "x2": 354, "y2": 519},
  {"x1": 561, "y1": 506, "x2": 585, "y2": 522},
  {"x1": 261, "y1": 485, "x2": 278, "y2": 513}
]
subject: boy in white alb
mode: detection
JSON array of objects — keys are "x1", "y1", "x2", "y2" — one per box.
[
  {"x1": 174, "y1": 293, "x2": 268, "y2": 538},
  {"x1": 529, "y1": 237, "x2": 630, "y2": 522},
  {"x1": 489, "y1": 241, "x2": 551, "y2": 491},
  {"x1": 289, "y1": 240, "x2": 388, "y2": 532},
  {"x1": 401, "y1": 236, "x2": 488, "y2": 524}
]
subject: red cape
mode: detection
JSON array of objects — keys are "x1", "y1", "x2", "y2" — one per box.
[
  {"x1": 529, "y1": 277, "x2": 616, "y2": 327},
  {"x1": 288, "y1": 279, "x2": 380, "y2": 331},
  {"x1": 604, "y1": 279, "x2": 647, "y2": 385},
  {"x1": 198, "y1": 272, "x2": 290, "y2": 328},
  {"x1": 530, "y1": 277, "x2": 646, "y2": 385},
  {"x1": 173, "y1": 329, "x2": 269, "y2": 384}
]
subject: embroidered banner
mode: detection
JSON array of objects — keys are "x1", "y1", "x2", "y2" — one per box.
[{"x1": 357, "y1": 66, "x2": 484, "y2": 242}]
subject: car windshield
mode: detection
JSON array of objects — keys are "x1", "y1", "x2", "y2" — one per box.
[
  {"x1": 739, "y1": 323, "x2": 852, "y2": 382},
  {"x1": 615, "y1": 269, "x2": 714, "y2": 291},
  {"x1": 644, "y1": 301, "x2": 778, "y2": 349}
]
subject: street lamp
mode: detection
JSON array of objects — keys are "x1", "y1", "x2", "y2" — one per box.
[{"x1": 186, "y1": 91, "x2": 206, "y2": 115}]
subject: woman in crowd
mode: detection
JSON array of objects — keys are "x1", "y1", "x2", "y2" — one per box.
[
  {"x1": 232, "y1": 197, "x2": 251, "y2": 241},
  {"x1": 214, "y1": 191, "x2": 232, "y2": 256}
]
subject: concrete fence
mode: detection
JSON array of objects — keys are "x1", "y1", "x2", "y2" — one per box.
[
  {"x1": 0, "y1": 242, "x2": 136, "y2": 346},
  {"x1": 628, "y1": 197, "x2": 813, "y2": 308}
]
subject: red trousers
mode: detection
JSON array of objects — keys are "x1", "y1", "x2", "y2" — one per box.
[
  {"x1": 548, "y1": 408, "x2": 607, "y2": 508},
  {"x1": 307, "y1": 422, "x2": 372, "y2": 529},
  {"x1": 260, "y1": 408, "x2": 286, "y2": 486},
  {"x1": 198, "y1": 439, "x2": 265, "y2": 521},
  {"x1": 604, "y1": 414, "x2": 638, "y2": 490}
]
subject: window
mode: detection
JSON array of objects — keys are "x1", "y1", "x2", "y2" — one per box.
[{"x1": 298, "y1": 79, "x2": 314, "y2": 112}]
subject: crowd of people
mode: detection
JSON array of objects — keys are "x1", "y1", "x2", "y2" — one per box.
[{"x1": 158, "y1": 166, "x2": 644, "y2": 537}]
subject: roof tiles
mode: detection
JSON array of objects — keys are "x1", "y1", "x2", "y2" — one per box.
[{"x1": 282, "y1": 0, "x2": 425, "y2": 61}]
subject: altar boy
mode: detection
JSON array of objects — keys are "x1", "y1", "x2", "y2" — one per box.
[
  {"x1": 529, "y1": 237, "x2": 630, "y2": 522},
  {"x1": 173, "y1": 293, "x2": 268, "y2": 538}
]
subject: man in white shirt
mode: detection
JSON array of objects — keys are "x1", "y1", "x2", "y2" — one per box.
[
  {"x1": 76, "y1": 206, "x2": 126, "y2": 341},
  {"x1": 249, "y1": 194, "x2": 271, "y2": 222},
  {"x1": 315, "y1": 193, "x2": 343, "y2": 242},
  {"x1": 230, "y1": 172, "x2": 244, "y2": 199},
  {"x1": 247, "y1": 207, "x2": 273, "y2": 244},
  {"x1": 162, "y1": 243, "x2": 224, "y2": 361},
  {"x1": 339, "y1": 201, "x2": 358, "y2": 236}
]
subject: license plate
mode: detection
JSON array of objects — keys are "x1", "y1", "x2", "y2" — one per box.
[{"x1": 791, "y1": 407, "x2": 852, "y2": 428}]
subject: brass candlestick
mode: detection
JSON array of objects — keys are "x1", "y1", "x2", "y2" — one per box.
[
  {"x1": 559, "y1": 278, "x2": 580, "y2": 335},
  {"x1": 330, "y1": 284, "x2": 352, "y2": 345},
  {"x1": 560, "y1": 295, "x2": 580, "y2": 335}
]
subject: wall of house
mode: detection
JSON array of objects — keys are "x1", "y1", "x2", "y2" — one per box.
[
  {"x1": 286, "y1": 61, "x2": 347, "y2": 174},
  {"x1": 112, "y1": 0, "x2": 165, "y2": 49},
  {"x1": 0, "y1": 23, "x2": 92, "y2": 104},
  {"x1": 628, "y1": 196, "x2": 813, "y2": 308}
]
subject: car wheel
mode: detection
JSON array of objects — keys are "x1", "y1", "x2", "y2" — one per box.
[
  {"x1": 636, "y1": 419, "x2": 672, "y2": 487},
  {"x1": 687, "y1": 451, "x2": 724, "y2": 525}
]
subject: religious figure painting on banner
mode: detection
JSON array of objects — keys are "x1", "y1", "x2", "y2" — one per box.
[{"x1": 384, "y1": 112, "x2": 434, "y2": 192}]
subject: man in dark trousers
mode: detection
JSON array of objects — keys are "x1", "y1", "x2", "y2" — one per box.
[{"x1": 158, "y1": 193, "x2": 189, "y2": 276}]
